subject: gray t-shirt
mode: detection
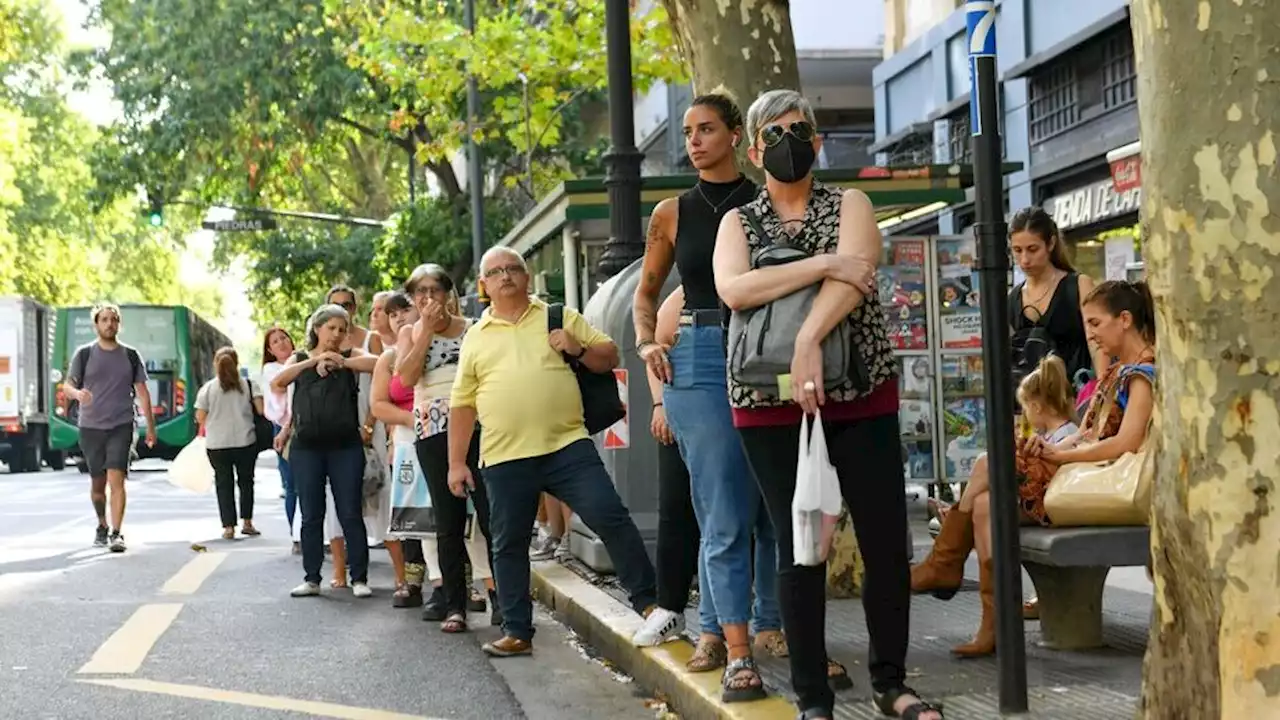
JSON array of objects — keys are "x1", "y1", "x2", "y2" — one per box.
[
  {"x1": 195, "y1": 378, "x2": 262, "y2": 450},
  {"x1": 67, "y1": 343, "x2": 148, "y2": 430}
]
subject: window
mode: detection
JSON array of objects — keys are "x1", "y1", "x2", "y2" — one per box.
[{"x1": 1028, "y1": 23, "x2": 1135, "y2": 143}]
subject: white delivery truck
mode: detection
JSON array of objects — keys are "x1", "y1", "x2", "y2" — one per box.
[{"x1": 0, "y1": 297, "x2": 61, "y2": 472}]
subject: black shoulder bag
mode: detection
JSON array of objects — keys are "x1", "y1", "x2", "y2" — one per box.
[
  {"x1": 548, "y1": 304, "x2": 626, "y2": 435},
  {"x1": 245, "y1": 379, "x2": 274, "y2": 453}
]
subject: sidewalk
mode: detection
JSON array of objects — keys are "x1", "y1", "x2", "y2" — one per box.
[{"x1": 531, "y1": 500, "x2": 1148, "y2": 719}]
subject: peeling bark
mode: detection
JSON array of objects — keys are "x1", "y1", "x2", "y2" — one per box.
[
  {"x1": 1131, "y1": 2, "x2": 1280, "y2": 717},
  {"x1": 660, "y1": 0, "x2": 801, "y2": 108}
]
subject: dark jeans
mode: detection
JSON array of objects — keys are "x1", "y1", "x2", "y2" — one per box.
[
  {"x1": 483, "y1": 438, "x2": 657, "y2": 642},
  {"x1": 207, "y1": 444, "x2": 257, "y2": 528},
  {"x1": 739, "y1": 413, "x2": 909, "y2": 714},
  {"x1": 415, "y1": 429, "x2": 492, "y2": 617},
  {"x1": 656, "y1": 440, "x2": 700, "y2": 614},
  {"x1": 273, "y1": 423, "x2": 296, "y2": 530},
  {"x1": 292, "y1": 444, "x2": 368, "y2": 585}
]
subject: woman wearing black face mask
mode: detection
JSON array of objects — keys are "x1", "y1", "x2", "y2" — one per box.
[{"x1": 712, "y1": 90, "x2": 943, "y2": 720}]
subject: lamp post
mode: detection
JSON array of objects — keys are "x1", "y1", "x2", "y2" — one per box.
[
  {"x1": 596, "y1": 0, "x2": 645, "y2": 277},
  {"x1": 465, "y1": 0, "x2": 485, "y2": 275},
  {"x1": 966, "y1": 1, "x2": 1028, "y2": 713}
]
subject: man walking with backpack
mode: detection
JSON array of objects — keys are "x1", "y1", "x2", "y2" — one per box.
[{"x1": 63, "y1": 304, "x2": 156, "y2": 552}]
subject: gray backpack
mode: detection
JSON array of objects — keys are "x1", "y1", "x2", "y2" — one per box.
[{"x1": 727, "y1": 208, "x2": 864, "y2": 393}]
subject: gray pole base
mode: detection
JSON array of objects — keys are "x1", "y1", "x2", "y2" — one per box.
[{"x1": 1023, "y1": 563, "x2": 1110, "y2": 650}]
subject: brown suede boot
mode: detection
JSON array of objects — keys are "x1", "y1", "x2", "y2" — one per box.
[
  {"x1": 952, "y1": 559, "x2": 996, "y2": 658},
  {"x1": 910, "y1": 507, "x2": 974, "y2": 599}
]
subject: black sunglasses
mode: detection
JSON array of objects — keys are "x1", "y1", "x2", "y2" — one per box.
[{"x1": 760, "y1": 121, "x2": 816, "y2": 148}]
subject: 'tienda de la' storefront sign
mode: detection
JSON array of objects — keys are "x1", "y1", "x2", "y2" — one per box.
[{"x1": 1044, "y1": 179, "x2": 1142, "y2": 231}]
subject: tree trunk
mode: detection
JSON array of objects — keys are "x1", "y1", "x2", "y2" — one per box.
[
  {"x1": 1131, "y1": 2, "x2": 1280, "y2": 717},
  {"x1": 660, "y1": 0, "x2": 801, "y2": 101}
]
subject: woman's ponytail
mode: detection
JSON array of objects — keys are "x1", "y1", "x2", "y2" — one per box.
[{"x1": 214, "y1": 347, "x2": 242, "y2": 392}]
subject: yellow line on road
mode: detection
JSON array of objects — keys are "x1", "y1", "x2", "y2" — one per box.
[
  {"x1": 160, "y1": 552, "x2": 227, "y2": 595},
  {"x1": 80, "y1": 678, "x2": 441, "y2": 720},
  {"x1": 77, "y1": 604, "x2": 183, "y2": 675}
]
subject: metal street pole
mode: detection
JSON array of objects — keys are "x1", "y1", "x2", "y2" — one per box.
[
  {"x1": 465, "y1": 0, "x2": 485, "y2": 276},
  {"x1": 596, "y1": 0, "x2": 644, "y2": 277},
  {"x1": 966, "y1": 1, "x2": 1028, "y2": 713}
]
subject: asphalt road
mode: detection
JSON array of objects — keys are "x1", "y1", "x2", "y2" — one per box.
[{"x1": 0, "y1": 458, "x2": 662, "y2": 720}]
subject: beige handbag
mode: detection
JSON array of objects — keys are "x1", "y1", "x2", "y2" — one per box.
[{"x1": 1043, "y1": 395, "x2": 1158, "y2": 527}]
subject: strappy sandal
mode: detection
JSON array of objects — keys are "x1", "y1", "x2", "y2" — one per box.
[
  {"x1": 441, "y1": 613, "x2": 468, "y2": 634},
  {"x1": 828, "y1": 659, "x2": 854, "y2": 691},
  {"x1": 685, "y1": 636, "x2": 727, "y2": 673},
  {"x1": 721, "y1": 655, "x2": 767, "y2": 703},
  {"x1": 872, "y1": 685, "x2": 944, "y2": 719},
  {"x1": 392, "y1": 583, "x2": 422, "y2": 608},
  {"x1": 754, "y1": 630, "x2": 789, "y2": 658},
  {"x1": 330, "y1": 577, "x2": 349, "y2": 589}
]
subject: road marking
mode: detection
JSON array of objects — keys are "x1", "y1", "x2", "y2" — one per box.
[
  {"x1": 160, "y1": 552, "x2": 226, "y2": 595},
  {"x1": 80, "y1": 678, "x2": 440, "y2": 719},
  {"x1": 77, "y1": 603, "x2": 183, "y2": 675}
]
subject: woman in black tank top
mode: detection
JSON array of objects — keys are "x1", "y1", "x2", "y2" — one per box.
[{"x1": 630, "y1": 89, "x2": 784, "y2": 701}]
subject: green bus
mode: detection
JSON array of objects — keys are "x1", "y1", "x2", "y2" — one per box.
[{"x1": 49, "y1": 304, "x2": 234, "y2": 465}]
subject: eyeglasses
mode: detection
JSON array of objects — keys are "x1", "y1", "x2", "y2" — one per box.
[
  {"x1": 410, "y1": 285, "x2": 446, "y2": 299},
  {"x1": 483, "y1": 264, "x2": 526, "y2": 280},
  {"x1": 759, "y1": 121, "x2": 816, "y2": 148}
]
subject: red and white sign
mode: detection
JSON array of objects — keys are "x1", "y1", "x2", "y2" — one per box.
[
  {"x1": 1107, "y1": 141, "x2": 1142, "y2": 193},
  {"x1": 603, "y1": 369, "x2": 629, "y2": 449}
]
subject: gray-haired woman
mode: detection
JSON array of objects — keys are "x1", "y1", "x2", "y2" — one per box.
[
  {"x1": 712, "y1": 89, "x2": 943, "y2": 720},
  {"x1": 272, "y1": 304, "x2": 379, "y2": 599}
]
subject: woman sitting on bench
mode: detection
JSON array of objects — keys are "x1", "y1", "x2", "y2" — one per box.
[{"x1": 912, "y1": 280, "x2": 1157, "y2": 658}]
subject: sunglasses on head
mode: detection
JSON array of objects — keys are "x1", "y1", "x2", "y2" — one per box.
[{"x1": 760, "y1": 121, "x2": 816, "y2": 148}]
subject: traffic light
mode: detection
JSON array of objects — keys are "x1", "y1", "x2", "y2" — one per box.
[{"x1": 147, "y1": 199, "x2": 163, "y2": 227}]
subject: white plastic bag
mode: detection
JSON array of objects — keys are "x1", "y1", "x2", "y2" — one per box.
[
  {"x1": 792, "y1": 410, "x2": 843, "y2": 566},
  {"x1": 169, "y1": 436, "x2": 213, "y2": 494}
]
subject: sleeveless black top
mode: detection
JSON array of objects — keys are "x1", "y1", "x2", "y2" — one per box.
[
  {"x1": 674, "y1": 177, "x2": 757, "y2": 310},
  {"x1": 1009, "y1": 272, "x2": 1092, "y2": 384}
]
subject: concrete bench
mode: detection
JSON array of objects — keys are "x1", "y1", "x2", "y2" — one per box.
[{"x1": 1019, "y1": 526, "x2": 1150, "y2": 650}]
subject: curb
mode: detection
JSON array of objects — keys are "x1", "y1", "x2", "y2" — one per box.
[{"x1": 530, "y1": 561, "x2": 798, "y2": 720}]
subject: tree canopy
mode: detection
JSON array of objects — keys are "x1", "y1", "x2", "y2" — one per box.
[
  {"x1": 88, "y1": 0, "x2": 683, "y2": 332},
  {"x1": 0, "y1": 0, "x2": 221, "y2": 319}
]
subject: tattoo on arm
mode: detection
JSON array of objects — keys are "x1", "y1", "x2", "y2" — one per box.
[{"x1": 636, "y1": 209, "x2": 674, "y2": 341}]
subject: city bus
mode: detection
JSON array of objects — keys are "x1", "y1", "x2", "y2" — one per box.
[{"x1": 48, "y1": 305, "x2": 234, "y2": 466}]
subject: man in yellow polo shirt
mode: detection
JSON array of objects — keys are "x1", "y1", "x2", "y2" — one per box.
[{"x1": 447, "y1": 247, "x2": 657, "y2": 657}]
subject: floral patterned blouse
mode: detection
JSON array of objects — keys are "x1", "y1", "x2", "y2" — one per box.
[{"x1": 728, "y1": 180, "x2": 898, "y2": 417}]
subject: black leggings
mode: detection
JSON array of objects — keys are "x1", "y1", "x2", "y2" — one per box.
[
  {"x1": 415, "y1": 429, "x2": 492, "y2": 617},
  {"x1": 656, "y1": 440, "x2": 700, "y2": 612},
  {"x1": 207, "y1": 444, "x2": 257, "y2": 528},
  {"x1": 739, "y1": 412, "x2": 909, "y2": 714}
]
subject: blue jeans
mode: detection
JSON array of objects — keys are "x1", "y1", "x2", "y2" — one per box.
[
  {"x1": 292, "y1": 444, "x2": 368, "y2": 585},
  {"x1": 664, "y1": 322, "x2": 780, "y2": 633},
  {"x1": 483, "y1": 439, "x2": 657, "y2": 642},
  {"x1": 273, "y1": 424, "x2": 296, "y2": 531}
]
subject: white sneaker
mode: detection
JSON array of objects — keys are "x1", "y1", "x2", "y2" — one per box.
[
  {"x1": 632, "y1": 607, "x2": 685, "y2": 647},
  {"x1": 352, "y1": 582, "x2": 373, "y2": 598},
  {"x1": 291, "y1": 582, "x2": 321, "y2": 597},
  {"x1": 530, "y1": 535, "x2": 560, "y2": 561}
]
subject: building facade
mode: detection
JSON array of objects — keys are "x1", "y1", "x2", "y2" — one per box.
[
  {"x1": 871, "y1": 0, "x2": 1141, "y2": 281},
  {"x1": 635, "y1": 0, "x2": 884, "y2": 175}
]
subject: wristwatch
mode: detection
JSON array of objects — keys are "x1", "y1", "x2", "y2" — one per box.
[{"x1": 635, "y1": 340, "x2": 657, "y2": 357}]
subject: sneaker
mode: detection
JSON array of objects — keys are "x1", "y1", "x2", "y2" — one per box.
[
  {"x1": 632, "y1": 607, "x2": 685, "y2": 647},
  {"x1": 554, "y1": 541, "x2": 572, "y2": 562},
  {"x1": 352, "y1": 582, "x2": 373, "y2": 598},
  {"x1": 94, "y1": 525, "x2": 109, "y2": 547},
  {"x1": 290, "y1": 582, "x2": 321, "y2": 597},
  {"x1": 108, "y1": 531, "x2": 127, "y2": 553},
  {"x1": 530, "y1": 535, "x2": 560, "y2": 561}
]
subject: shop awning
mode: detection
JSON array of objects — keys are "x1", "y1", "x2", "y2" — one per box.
[{"x1": 499, "y1": 163, "x2": 1025, "y2": 258}]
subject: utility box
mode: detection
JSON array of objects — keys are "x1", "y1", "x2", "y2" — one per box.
[{"x1": 567, "y1": 258, "x2": 680, "y2": 572}]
